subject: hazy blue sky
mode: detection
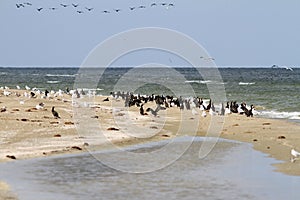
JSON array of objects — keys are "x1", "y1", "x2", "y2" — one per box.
[{"x1": 1, "y1": 0, "x2": 299, "y2": 67}]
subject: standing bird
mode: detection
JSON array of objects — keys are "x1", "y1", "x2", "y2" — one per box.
[
  {"x1": 220, "y1": 103, "x2": 225, "y2": 116},
  {"x1": 140, "y1": 104, "x2": 145, "y2": 115},
  {"x1": 51, "y1": 107, "x2": 60, "y2": 119},
  {"x1": 291, "y1": 149, "x2": 300, "y2": 162}
]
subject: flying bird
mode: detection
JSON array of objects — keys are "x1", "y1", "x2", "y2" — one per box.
[
  {"x1": 102, "y1": 10, "x2": 110, "y2": 13},
  {"x1": 49, "y1": 7, "x2": 57, "y2": 10},
  {"x1": 77, "y1": 10, "x2": 84, "y2": 14},
  {"x1": 51, "y1": 107, "x2": 60, "y2": 119},
  {"x1": 60, "y1": 4, "x2": 69, "y2": 7},
  {"x1": 85, "y1": 7, "x2": 93, "y2": 11},
  {"x1": 151, "y1": 3, "x2": 157, "y2": 7},
  {"x1": 129, "y1": 7, "x2": 135, "y2": 10},
  {"x1": 138, "y1": 5, "x2": 146, "y2": 9},
  {"x1": 37, "y1": 8, "x2": 43, "y2": 12},
  {"x1": 16, "y1": 3, "x2": 25, "y2": 8},
  {"x1": 72, "y1": 3, "x2": 79, "y2": 8},
  {"x1": 24, "y1": 2, "x2": 32, "y2": 6},
  {"x1": 114, "y1": 9, "x2": 121, "y2": 12}
]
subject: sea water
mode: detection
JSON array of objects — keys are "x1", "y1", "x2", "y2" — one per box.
[
  {"x1": 0, "y1": 137, "x2": 300, "y2": 200},
  {"x1": 0, "y1": 67, "x2": 299, "y2": 122}
]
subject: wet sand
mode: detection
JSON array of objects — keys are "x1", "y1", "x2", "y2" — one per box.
[{"x1": 1, "y1": 89, "x2": 300, "y2": 198}]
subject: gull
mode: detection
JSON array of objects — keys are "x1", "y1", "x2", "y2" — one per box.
[
  {"x1": 16, "y1": 85, "x2": 21, "y2": 90},
  {"x1": 36, "y1": 103, "x2": 44, "y2": 110},
  {"x1": 151, "y1": 3, "x2": 157, "y2": 7},
  {"x1": 24, "y1": 2, "x2": 32, "y2": 6},
  {"x1": 77, "y1": 10, "x2": 84, "y2": 14},
  {"x1": 85, "y1": 7, "x2": 94, "y2": 11},
  {"x1": 102, "y1": 10, "x2": 110, "y2": 13},
  {"x1": 72, "y1": 4, "x2": 79, "y2": 8},
  {"x1": 0, "y1": 106, "x2": 7, "y2": 112},
  {"x1": 200, "y1": 56, "x2": 215, "y2": 61},
  {"x1": 37, "y1": 8, "x2": 43, "y2": 12},
  {"x1": 114, "y1": 9, "x2": 121, "y2": 13},
  {"x1": 138, "y1": 5, "x2": 146, "y2": 9},
  {"x1": 60, "y1": 4, "x2": 69, "y2": 7},
  {"x1": 49, "y1": 7, "x2": 57, "y2": 10},
  {"x1": 129, "y1": 7, "x2": 135, "y2": 10},
  {"x1": 291, "y1": 149, "x2": 300, "y2": 162},
  {"x1": 168, "y1": 3, "x2": 175, "y2": 7},
  {"x1": 16, "y1": 4, "x2": 25, "y2": 8},
  {"x1": 3, "y1": 90, "x2": 11, "y2": 96}
]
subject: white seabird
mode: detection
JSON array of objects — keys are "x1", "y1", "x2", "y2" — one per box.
[{"x1": 291, "y1": 149, "x2": 300, "y2": 162}]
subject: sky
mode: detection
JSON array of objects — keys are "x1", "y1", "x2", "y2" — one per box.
[{"x1": 0, "y1": 0, "x2": 300, "y2": 67}]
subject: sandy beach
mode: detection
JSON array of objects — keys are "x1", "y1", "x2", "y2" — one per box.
[{"x1": 1, "y1": 89, "x2": 300, "y2": 198}]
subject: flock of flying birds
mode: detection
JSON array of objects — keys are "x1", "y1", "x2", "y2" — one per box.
[{"x1": 15, "y1": 2, "x2": 175, "y2": 14}]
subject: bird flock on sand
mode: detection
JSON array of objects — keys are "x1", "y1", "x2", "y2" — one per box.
[
  {"x1": 1, "y1": 85, "x2": 299, "y2": 164},
  {"x1": 15, "y1": 2, "x2": 175, "y2": 14},
  {"x1": 110, "y1": 91, "x2": 257, "y2": 118}
]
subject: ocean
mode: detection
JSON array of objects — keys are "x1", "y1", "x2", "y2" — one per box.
[
  {"x1": 1, "y1": 67, "x2": 300, "y2": 199},
  {"x1": 0, "y1": 67, "x2": 299, "y2": 122}
]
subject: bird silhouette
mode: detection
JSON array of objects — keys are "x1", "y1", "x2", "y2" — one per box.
[
  {"x1": 138, "y1": 5, "x2": 146, "y2": 9},
  {"x1": 60, "y1": 4, "x2": 68, "y2": 7},
  {"x1": 77, "y1": 10, "x2": 84, "y2": 14},
  {"x1": 146, "y1": 104, "x2": 163, "y2": 116},
  {"x1": 102, "y1": 10, "x2": 110, "y2": 13},
  {"x1": 114, "y1": 9, "x2": 121, "y2": 12},
  {"x1": 24, "y1": 2, "x2": 32, "y2": 6},
  {"x1": 37, "y1": 7, "x2": 43, "y2": 12},
  {"x1": 72, "y1": 3, "x2": 79, "y2": 8},
  {"x1": 85, "y1": 7, "x2": 93, "y2": 11},
  {"x1": 52, "y1": 107, "x2": 60, "y2": 119},
  {"x1": 151, "y1": 3, "x2": 157, "y2": 6},
  {"x1": 129, "y1": 7, "x2": 135, "y2": 10},
  {"x1": 16, "y1": 4, "x2": 25, "y2": 8},
  {"x1": 49, "y1": 7, "x2": 57, "y2": 10}
]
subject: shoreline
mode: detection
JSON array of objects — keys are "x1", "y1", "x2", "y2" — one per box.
[{"x1": 1, "y1": 89, "x2": 300, "y2": 198}]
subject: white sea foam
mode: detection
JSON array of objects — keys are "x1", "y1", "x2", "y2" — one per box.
[
  {"x1": 259, "y1": 110, "x2": 300, "y2": 120},
  {"x1": 238, "y1": 82, "x2": 256, "y2": 85},
  {"x1": 185, "y1": 80, "x2": 213, "y2": 84},
  {"x1": 47, "y1": 81, "x2": 61, "y2": 84},
  {"x1": 0, "y1": 72, "x2": 7, "y2": 75},
  {"x1": 46, "y1": 74, "x2": 77, "y2": 77}
]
